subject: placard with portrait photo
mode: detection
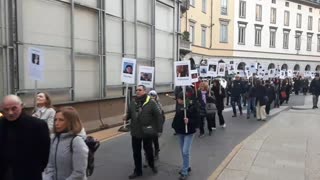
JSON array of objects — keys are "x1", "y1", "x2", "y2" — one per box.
[
  {"x1": 207, "y1": 62, "x2": 218, "y2": 77},
  {"x1": 28, "y1": 47, "x2": 45, "y2": 81},
  {"x1": 174, "y1": 61, "x2": 192, "y2": 86},
  {"x1": 190, "y1": 70, "x2": 199, "y2": 83},
  {"x1": 138, "y1": 66, "x2": 154, "y2": 88},
  {"x1": 218, "y1": 63, "x2": 226, "y2": 76},
  {"x1": 121, "y1": 58, "x2": 136, "y2": 84}
]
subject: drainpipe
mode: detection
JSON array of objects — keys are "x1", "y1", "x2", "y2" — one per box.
[
  {"x1": 70, "y1": 0, "x2": 75, "y2": 100},
  {"x1": 4, "y1": 0, "x2": 11, "y2": 94},
  {"x1": 210, "y1": 0, "x2": 213, "y2": 48}
]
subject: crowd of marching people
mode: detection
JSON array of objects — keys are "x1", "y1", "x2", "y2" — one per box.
[{"x1": 1, "y1": 73, "x2": 320, "y2": 180}]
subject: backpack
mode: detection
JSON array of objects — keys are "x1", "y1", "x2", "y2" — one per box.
[{"x1": 70, "y1": 136, "x2": 100, "y2": 177}]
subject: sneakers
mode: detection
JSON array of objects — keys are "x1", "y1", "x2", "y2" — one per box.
[
  {"x1": 179, "y1": 167, "x2": 192, "y2": 175},
  {"x1": 221, "y1": 124, "x2": 226, "y2": 128},
  {"x1": 198, "y1": 134, "x2": 205, "y2": 138},
  {"x1": 211, "y1": 127, "x2": 217, "y2": 130}
]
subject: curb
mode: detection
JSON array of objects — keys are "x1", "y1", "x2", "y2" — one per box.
[{"x1": 207, "y1": 105, "x2": 290, "y2": 180}]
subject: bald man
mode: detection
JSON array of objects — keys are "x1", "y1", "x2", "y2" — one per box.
[{"x1": 0, "y1": 95, "x2": 50, "y2": 180}]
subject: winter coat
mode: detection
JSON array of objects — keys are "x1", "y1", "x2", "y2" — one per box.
[
  {"x1": 126, "y1": 95, "x2": 163, "y2": 138},
  {"x1": 310, "y1": 79, "x2": 320, "y2": 95},
  {"x1": 43, "y1": 133, "x2": 89, "y2": 180},
  {"x1": 0, "y1": 113, "x2": 50, "y2": 180},
  {"x1": 230, "y1": 80, "x2": 244, "y2": 97},
  {"x1": 255, "y1": 85, "x2": 267, "y2": 106},
  {"x1": 172, "y1": 101, "x2": 199, "y2": 135},
  {"x1": 265, "y1": 85, "x2": 275, "y2": 103},
  {"x1": 32, "y1": 107, "x2": 56, "y2": 132},
  {"x1": 212, "y1": 85, "x2": 226, "y2": 111}
]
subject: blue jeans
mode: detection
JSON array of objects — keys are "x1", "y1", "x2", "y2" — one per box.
[
  {"x1": 247, "y1": 97, "x2": 256, "y2": 117},
  {"x1": 178, "y1": 134, "x2": 194, "y2": 176}
]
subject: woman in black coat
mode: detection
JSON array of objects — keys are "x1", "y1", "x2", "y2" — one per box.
[
  {"x1": 255, "y1": 80, "x2": 267, "y2": 121},
  {"x1": 211, "y1": 80, "x2": 226, "y2": 128}
]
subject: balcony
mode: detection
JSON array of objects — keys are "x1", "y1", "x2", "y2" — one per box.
[
  {"x1": 180, "y1": 37, "x2": 192, "y2": 55},
  {"x1": 180, "y1": 0, "x2": 190, "y2": 14}
]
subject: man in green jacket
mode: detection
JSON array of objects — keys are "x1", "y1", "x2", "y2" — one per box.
[{"x1": 124, "y1": 85, "x2": 162, "y2": 179}]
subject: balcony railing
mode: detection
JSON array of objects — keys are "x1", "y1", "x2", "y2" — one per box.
[{"x1": 180, "y1": 37, "x2": 191, "y2": 55}]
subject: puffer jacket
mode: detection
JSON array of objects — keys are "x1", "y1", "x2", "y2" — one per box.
[
  {"x1": 126, "y1": 95, "x2": 163, "y2": 138},
  {"x1": 43, "y1": 132, "x2": 88, "y2": 180}
]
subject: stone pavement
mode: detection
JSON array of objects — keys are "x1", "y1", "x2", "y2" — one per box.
[{"x1": 210, "y1": 95, "x2": 320, "y2": 180}]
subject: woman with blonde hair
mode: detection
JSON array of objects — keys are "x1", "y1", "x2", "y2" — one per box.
[
  {"x1": 32, "y1": 92, "x2": 56, "y2": 132},
  {"x1": 197, "y1": 81, "x2": 214, "y2": 137},
  {"x1": 43, "y1": 106, "x2": 88, "y2": 180}
]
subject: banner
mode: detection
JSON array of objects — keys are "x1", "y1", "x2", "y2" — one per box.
[
  {"x1": 174, "y1": 61, "x2": 192, "y2": 86},
  {"x1": 138, "y1": 66, "x2": 154, "y2": 88},
  {"x1": 121, "y1": 58, "x2": 136, "y2": 84},
  {"x1": 28, "y1": 47, "x2": 45, "y2": 81}
]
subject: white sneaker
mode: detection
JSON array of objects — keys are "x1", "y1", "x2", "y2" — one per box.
[
  {"x1": 221, "y1": 124, "x2": 226, "y2": 128},
  {"x1": 212, "y1": 127, "x2": 217, "y2": 130}
]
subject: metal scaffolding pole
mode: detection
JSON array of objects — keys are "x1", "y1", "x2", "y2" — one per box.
[{"x1": 70, "y1": 0, "x2": 75, "y2": 100}]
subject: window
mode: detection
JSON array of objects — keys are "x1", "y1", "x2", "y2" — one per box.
[
  {"x1": 221, "y1": 0, "x2": 228, "y2": 15},
  {"x1": 270, "y1": 8, "x2": 276, "y2": 24},
  {"x1": 284, "y1": 11, "x2": 290, "y2": 26},
  {"x1": 189, "y1": 24, "x2": 195, "y2": 44},
  {"x1": 238, "y1": 23, "x2": 246, "y2": 45},
  {"x1": 308, "y1": 16, "x2": 313, "y2": 30},
  {"x1": 220, "y1": 21, "x2": 229, "y2": 43},
  {"x1": 270, "y1": 28, "x2": 277, "y2": 48},
  {"x1": 298, "y1": 5, "x2": 301, "y2": 10},
  {"x1": 272, "y1": 0, "x2": 276, "y2": 4},
  {"x1": 307, "y1": 34, "x2": 313, "y2": 51},
  {"x1": 283, "y1": 31, "x2": 289, "y2": 49},
  {"x1": 295, "y1": 32, "x2": 301, "y2": 50},
  {"x1": 255, "y1": 26, "x2": 262, "y2": 46},
  {"x1": 296, "y1": 14, "x2": 302, "y2": 28},
  {"x1": 190, "y1": 0, "x2": 195, "y2": 6},
  {"x1": 202, "y1": 0, "x2": 207, "y2": 13},
  {"x1": 256, "y1": 5, "x2": 262, "y2": 21},
  {"x1": 239, "y1": 1, "x2": 246, "y2": 18},
  {"x1": 285, "y1": 2, "x2": 289, "y2": 7},
  {"x1": 309, "y1": 8, "x2": 313, "y2": 13},
  {"x1": 201, "y1": 26, "x2": 207, "y2": 47},
  {"x1": 317, "y1": 35, "x2": 320, "y2": 52}
]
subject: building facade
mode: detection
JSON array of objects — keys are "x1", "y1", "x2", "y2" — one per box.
[
  {"x1": 0, "y1": 0, "x2": 179, "y2": 105},
  {"x1": 182, "y1": 0, "x2": 320, "y2": 76}
]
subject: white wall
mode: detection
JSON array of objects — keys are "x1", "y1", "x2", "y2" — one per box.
[{"x1": 234, "y1": 0, "x2": 320, "y2": 61}]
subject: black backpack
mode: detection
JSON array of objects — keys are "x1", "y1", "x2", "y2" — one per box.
[{"x1": 70, "y1": 136, "x2": 100, "y2": 177}]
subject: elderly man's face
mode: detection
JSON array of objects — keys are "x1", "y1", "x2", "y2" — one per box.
[{"x1": 2, "y1": 100, "x2": 23, "y2": 121}]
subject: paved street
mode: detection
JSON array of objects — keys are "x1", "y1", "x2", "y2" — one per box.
[
  {"x1": 89, "y1": 95, "x2": 305, "y2": 180},
  {"x1": 215, "y1": 95, "x2": 320, "y2": 180}
]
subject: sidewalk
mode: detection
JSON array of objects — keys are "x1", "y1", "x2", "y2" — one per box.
[{"x1": 209, "y1": 95, "x2": 320, "y2": 180}]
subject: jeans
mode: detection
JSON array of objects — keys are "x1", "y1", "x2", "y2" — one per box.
[
  {"x1": 247, "y1": 97, "x2": 256, "y2": 117},
  {"x1": 274, "y1": 93, "x2": 280, "y2": 107},
  {"x1": 231, "y1": 96, "x2": 242, "y2": 115},
  {"x1": 178, "y1": 134, "x2": 194, "y2": 176},
  {"x1": 313, "y1": 95, "x2": 319, "y2": 107},
  {"x1": 132, "y1": 136, "x2": 154, "y2": 174}
]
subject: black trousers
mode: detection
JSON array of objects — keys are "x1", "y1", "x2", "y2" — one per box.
[
  {"x1": 132, "y1": 136, "x2": 154, "y2": 174},
  {"x1": 152, "y1": 136, "x2": 160, "y2": 153},
  {"x1": 266, "y1": 101, "x2": 272, "y2": 115},
  {"x1": 213, "y1": 110, "x2": 225, "y2": 128},
  {"x1": 226, "y1": 94, "x2": 230, "y2": 105},
  {"x1": 231, "y1": 96, "x2": 242, "y2": 115},
  {"x1": 199, "y1": 115, "x2": 213, "y2": 134}
]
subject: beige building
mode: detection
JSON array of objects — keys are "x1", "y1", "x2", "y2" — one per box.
[{"x1": 180, "y1": 0, "x2": 234, "y2": 61}]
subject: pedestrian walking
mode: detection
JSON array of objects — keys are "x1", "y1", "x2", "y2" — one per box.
[
  {"x1": 124, "y1": 85, "x2": 162, "y2": 179},
  {"x1": 211, "y1": 80, "x2": 226, "y2": 128},
  {"x1": 255, "y1": 80, "x2": 267, "y2": 121},
  {"x1": 226, "y1": 77, "x2": 232, "y2": 106},
  {"x1": 43, "y1": 106, "x2": 89, "y2": 180},
  {"x1": 241, "y1": 79, "x2": 248, "y2": 107},
  {"x1": 230, "y1": 75, "x2": 244, "y2": 117},
  {"x1": 148, "y1": 90, "x2": 165, "y2": 160},
  {"x1": 32, "y1": 92, "x2": 56, "y2": 132},
  {"x1": 273, "y1": 78, "x2": 281, "y2": 108},
  {"x1": 246, "y1": 79, "x2": 256, "y2": 119},
  {"x1": 197, "y1": 82, "x2": 214, "y2": 137},
  {"x1": 302, "y1": 78, "x2": 309, "y2": 96},
  {"x1": 172, "y1": 92, "x2": 199, "y2": 180},
  {"x1": 265, "y1": 80, "x2": 275, "y2": 115},
  {"x1": 280, "y1": 80, "x2": 288, "y2": 105},
  {"x1": 309, "y1": 74, "x2": 320, "y2": 109},
  {"x1": 0, "y1": 95, "x2": 50, "y2": 180},
  {"x1": 293, "y1": 77, "x2": 301, "y2": 95}
]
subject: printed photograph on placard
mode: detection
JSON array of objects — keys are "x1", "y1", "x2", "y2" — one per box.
[
  {"x1": 218, "y1": 63, "x2": 226, "y2": 76},
  {"x1": 121, "y1": 58, "x2": 136, "y2": 84},
  {"x1": 138, "y1": 66, "x2": 154, "y2": 88},
  {"x1": 190, "y1": 70, "x2": 199, "y2": 83},
  {"x1": 208, "y1": 64, "x2": 217, "y2": 72},
  {"x1": 207, "y1": 62, "x2": 218, "y2": 77},
  {"x1": 28, "y1": 47, "x2": 45, "y2": 81},
  {"x1": 199, "y1": 65, "x2": 208, "y2": 77},
  {"x1": 174, "y1": 61, "x2": 192, "y2": 86}
]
